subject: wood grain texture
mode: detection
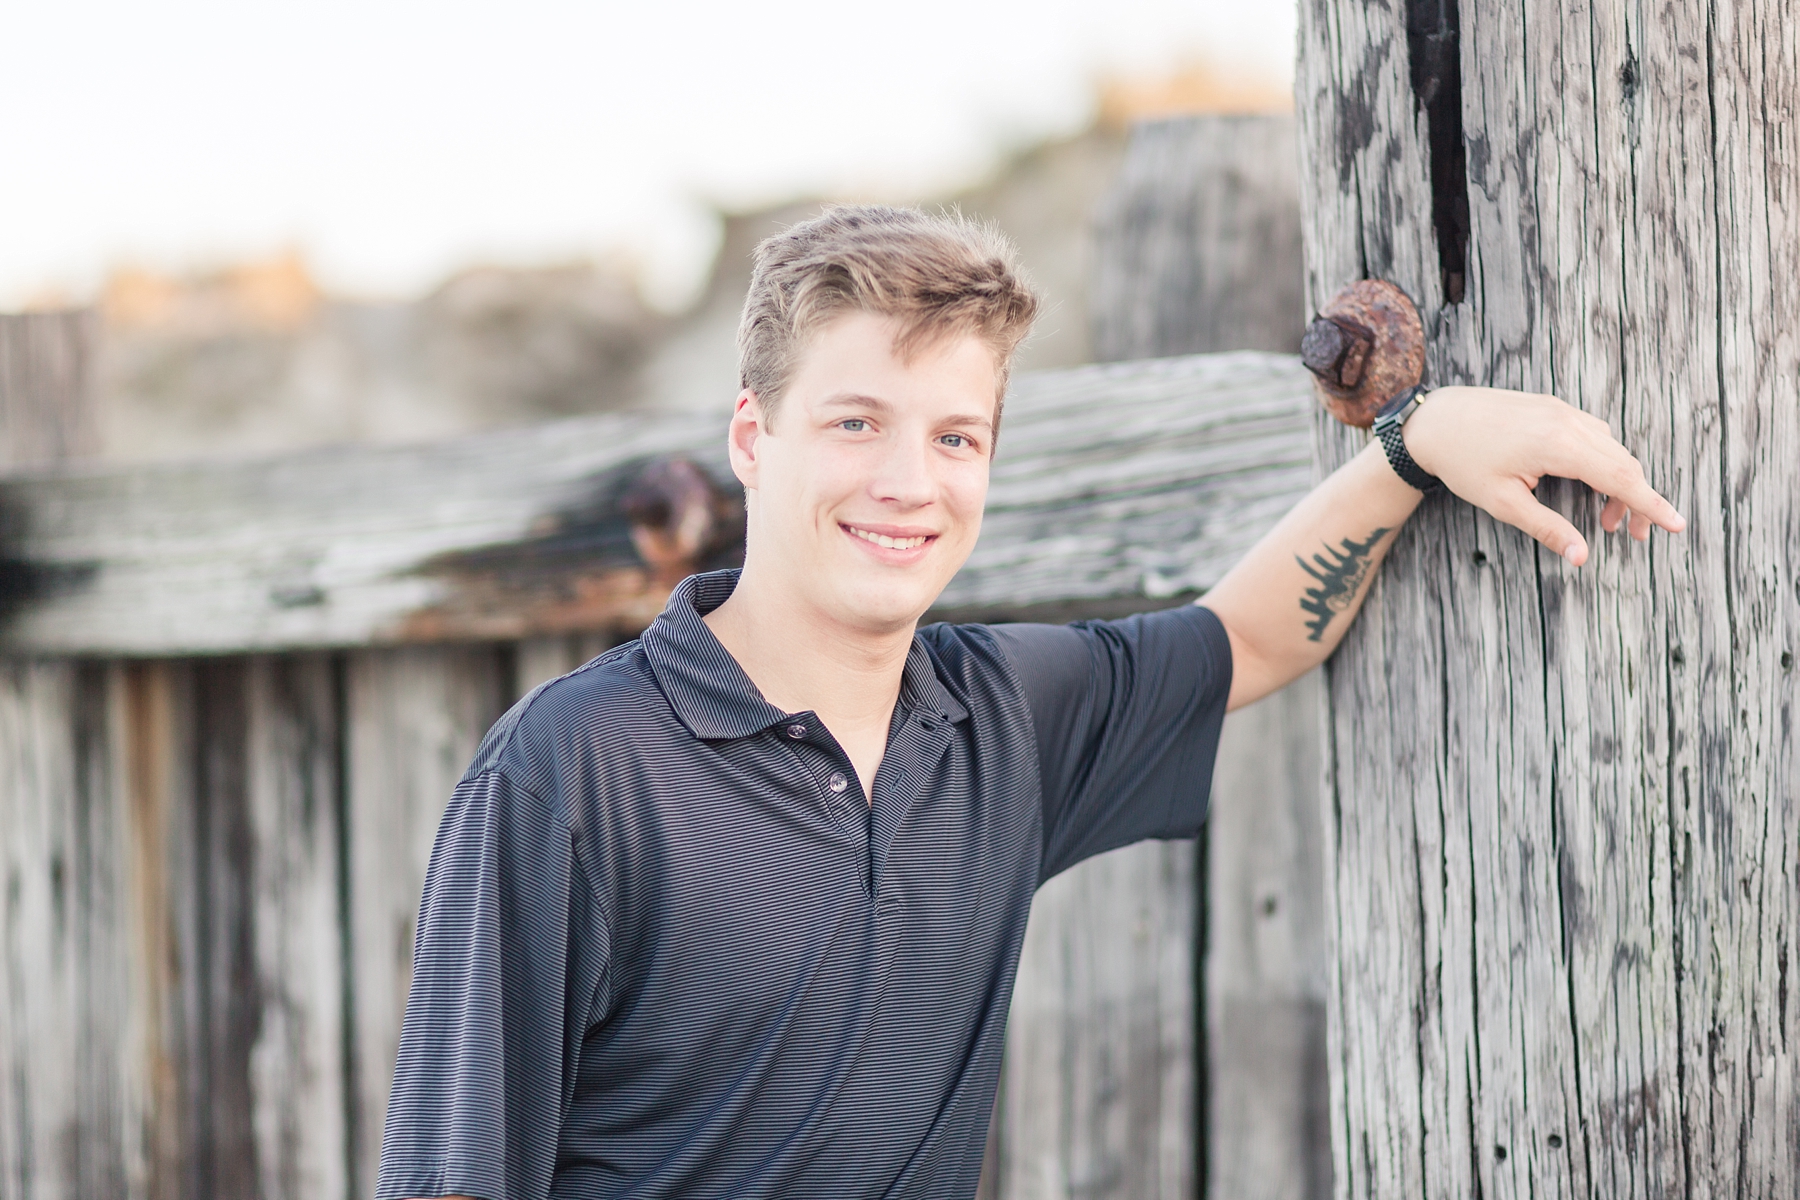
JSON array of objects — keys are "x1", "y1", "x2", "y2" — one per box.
[
  {"x1": 343, "y1": 645, "x2": 513, "y2": 1198},
  {"x1": 122, "y1": 660, "x2": 195, "y2": 1200},
  {"x1": 244, "y1": 656, "x2": 348, "y2": 1200},
  {"x1": 179, "y1": 660, "x2": 261, "y2": 1200},
  {"x1": 0, "y1": 660, "x2": 139, "y2": 1200},
  {"x1": 1206, "y1": 672, "x2": 1331, "y2": 1200},
  {"x1": 0, "y1": 352, "x2": 1314, "y2": 656},
  {"x1": 1092, "y1": 116, "x2": 1304, "y2": 361},
  {"x1": 0, "y1": 640, "x2": 586, "y2": 1200},
  {"x1": 1296, "y1": 0, "x2": 1799, "y2": 1195},
  {"x1": 999, "y1": 841, "x2": 1195, "y2": 1200},
  {"x1": 0, "y1": 412, "x2": 727, "y2": 656},
  {"x1": 94, "y1": 659, "x2": 265, "y2": 1200}
]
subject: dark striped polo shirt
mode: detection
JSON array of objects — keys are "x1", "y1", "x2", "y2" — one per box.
[{"x1": 376, "y1": 569, "x2": 1230, "y2": 1200}]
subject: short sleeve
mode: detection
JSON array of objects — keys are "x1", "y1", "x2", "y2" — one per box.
[
  {"x1": 375, "y1": 769, "x2": 607, "y2": 1200},
  {"x1": 988, "y1": 603, "x2": 1232, "y2": 882}
]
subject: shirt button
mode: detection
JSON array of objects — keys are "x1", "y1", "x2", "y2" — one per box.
[
  {"x1": 785, "y1": 723, "x2": 806, "y2": 739},
  {"x1": 828, "y1": 772, "x2": 849, "y2": 793}
]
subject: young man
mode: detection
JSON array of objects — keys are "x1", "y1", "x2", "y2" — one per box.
[{"x1": 377, "y1": 207, "x2": 1682, "y2": 1200}]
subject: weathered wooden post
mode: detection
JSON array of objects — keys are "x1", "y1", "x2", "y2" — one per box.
[
  {"x1": 0, "y1": 311, "x2": 125, "y2": 1200},
  {"x1": 1296, "y1": 2, "x2": 1797, "y2": 1195},
  {"x1": 1094, "y1": 114, "x2": 1333, "y2": 1200},
  {"x1": 1092, "y1": 115, "x2": 1304, "y2": 360},
  {"x1": 991, "y1": 114, "x2": 1324, "y2": 1200},
  {"x1": 0, "y1": 311, "x2": 98, "y2": 468}
]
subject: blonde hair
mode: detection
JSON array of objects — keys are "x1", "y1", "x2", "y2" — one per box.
[{"x1": 736, "y1": 205, "x2": 1039, "y2": 428}]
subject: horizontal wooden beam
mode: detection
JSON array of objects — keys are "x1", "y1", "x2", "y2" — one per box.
[{"x1": 0, "y1": 351, "x2": 1315, "y2": 656}]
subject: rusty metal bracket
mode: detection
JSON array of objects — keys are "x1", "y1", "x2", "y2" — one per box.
[
  {"x1": 1300, "y1": 280, "x2": 1425, "y2": 428},
  {"x1": 621, "y1": 457, "x2": 745, "y2": 587}
]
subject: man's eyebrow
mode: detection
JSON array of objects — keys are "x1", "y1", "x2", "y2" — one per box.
[
  {"x1": 819, "y1": 392, "x2": 895, "y2": 413},
  {"x1": 818, "y1": 393, "x2": 994, "y2": 433}
]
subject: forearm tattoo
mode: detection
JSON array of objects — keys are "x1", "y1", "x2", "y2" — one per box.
[{"x1": 1297, "y1": 528, "x2": 1391, "y2": 642}]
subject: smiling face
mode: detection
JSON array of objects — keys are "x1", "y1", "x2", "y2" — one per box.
[{"x1": 726, "y1": 309, "x2": 998, "y2": 637}]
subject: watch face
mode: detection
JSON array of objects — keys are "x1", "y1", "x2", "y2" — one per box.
[{"x1": 1375, "y1": 386, "x2": 1422, "y2": 421}]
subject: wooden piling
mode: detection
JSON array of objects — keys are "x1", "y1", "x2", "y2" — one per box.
[{"x1": 1297, "y1": 1, "x2": 1799, "y2": 1194}]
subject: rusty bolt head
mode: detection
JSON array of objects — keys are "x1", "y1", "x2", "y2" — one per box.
[
  {"x1": 623, "y1": 457, "x2": 745, "y2": 580},
  {"x1": 1300, "y1": 315, "x2": 1376, "y2": 389},
  {"x1": 1305, "y1": 279, "x2": 1427, "y2": 428}
]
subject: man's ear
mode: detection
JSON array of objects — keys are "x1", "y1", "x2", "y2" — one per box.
[{"x1": 727, "y1": 389, "x2": 765, "y2": 490}]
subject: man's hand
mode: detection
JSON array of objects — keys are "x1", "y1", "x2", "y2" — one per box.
[
  {"x1": 1200, "y1": 384, "x2": 1687, "y2": 710},
  {"x1": 1404, "y1": 386, "x2": 1687, "y2": 564}
]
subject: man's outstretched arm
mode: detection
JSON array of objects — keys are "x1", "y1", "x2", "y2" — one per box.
[{"x1": 1199, "y1": 386, "x2": 1686, "y2": 711}]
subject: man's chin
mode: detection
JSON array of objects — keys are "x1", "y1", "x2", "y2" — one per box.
[{"x1": 828, "y1": 578, "x2": 943, "y2": 634}]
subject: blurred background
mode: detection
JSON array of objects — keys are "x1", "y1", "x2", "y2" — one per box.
[{"x1": 3, "y1": 0, "x2": 1294, "y2": 462}]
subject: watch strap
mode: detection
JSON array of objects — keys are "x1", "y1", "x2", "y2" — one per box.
[{"x1": 1372, "y1": 386, "x2": 1439, "y2": 492}]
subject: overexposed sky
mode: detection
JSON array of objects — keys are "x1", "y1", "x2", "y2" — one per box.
[{"x1": 2, "y1": 0, "x2": 1295, "y2": 309}]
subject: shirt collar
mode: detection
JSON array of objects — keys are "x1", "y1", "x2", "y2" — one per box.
[{"x1": 641, "y1": 569, "x2": 969, "y2": 742}]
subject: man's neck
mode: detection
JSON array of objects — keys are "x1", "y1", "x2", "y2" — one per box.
[{"x1": 702, "y1": 568, "x2": 915, "y2": 793}]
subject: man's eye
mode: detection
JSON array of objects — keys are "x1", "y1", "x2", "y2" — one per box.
[
  {"x1": 940, "y1": 433, "x2": 968, "y2": 449},
  {"x1": 840, "y1": 418, "x2": 868, "y2": 432}
]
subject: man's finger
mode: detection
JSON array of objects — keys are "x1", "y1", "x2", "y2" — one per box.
[
  {"x1": 1568, "y1": 446, "x2": 1686, "y2": 534},
  {"x1": 1601, "y1": 496, "x2": 1629, "y2": 533},
  {"x1": 1489, "y1": 484, "x2": 1589, "y2": 565},
  {"x1": 1574, "y1": 408, "x2": 1614, "y2": 439}
]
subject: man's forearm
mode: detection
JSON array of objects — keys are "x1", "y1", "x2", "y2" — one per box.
[
  {"x1": 1196, "y1": 385, "x2": 1684, "y2": 712},
  {"x1": 1199, "y1": 439, "x2": 1420, "y2": 710}
]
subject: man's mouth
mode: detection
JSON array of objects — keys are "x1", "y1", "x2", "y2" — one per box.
[{"x1": 843, "y1": 524, "x2": 932, "y2": 551}]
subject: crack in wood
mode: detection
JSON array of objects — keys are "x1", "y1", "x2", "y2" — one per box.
[{"x1": 1404, "y1": 0, "x2": 1471, "y2": 303}]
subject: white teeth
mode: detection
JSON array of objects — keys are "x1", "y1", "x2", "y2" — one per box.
[{"x1": 848, "y1": 526, "x2": 928, "y2": 551}]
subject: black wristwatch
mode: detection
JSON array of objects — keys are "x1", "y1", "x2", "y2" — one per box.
[{"x1": 1371, "y1": 385, "x2": 1439, "y2": 492}]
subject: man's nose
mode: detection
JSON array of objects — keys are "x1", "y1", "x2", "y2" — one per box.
[{"x1": 868, "y1": 434, "x2": 935, "y2": 507}]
